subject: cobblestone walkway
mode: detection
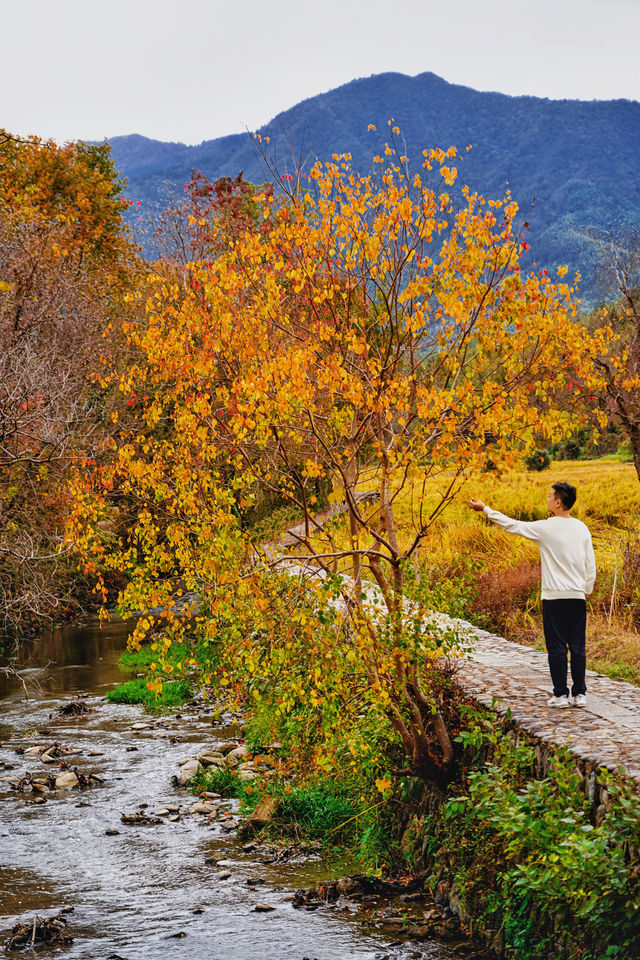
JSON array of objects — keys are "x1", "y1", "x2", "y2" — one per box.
[{"x1": 451, "y1": 619, "x2": 640, "y2": 785}]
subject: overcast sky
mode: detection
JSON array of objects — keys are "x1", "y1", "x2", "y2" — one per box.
[{"x1": 3, "y1": 0, "x2": 639, "y2": 145}]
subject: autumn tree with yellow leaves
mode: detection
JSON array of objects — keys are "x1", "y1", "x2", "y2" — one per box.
[
  {"x1": 0, "y1": 130, "x2": 138, "y2": 632},
  {"x1": 71, "y1": 135, "x2": 603, "y2": 783}
]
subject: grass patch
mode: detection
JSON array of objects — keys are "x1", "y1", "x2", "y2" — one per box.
[
  {"x1": 106, "y1": 677, "x2": 192, "y2": 709},
  {"x1": 277, "y1": 784, "x2": 356, "y2": 839},
  {"x1": 110, "y1": 636, "x2": 217, "y2": 711},
  {"x1": 255, "y1": 779, "x2": 398, "y2": 866},
  {"x1": 192, "y1": 765, "x2": 376, "y2": 852},
  {"x1": 587, "y1": 653, "x2": 640, "y2": 685},
  {"x1": 601, "y1": 440, "x2": 634, "y2": 463},
  {"x1": 191, "y1": 765, "x2": 249, "y2": 800},
  {"x1": 192, "y1": 769, "x2": 353, "y2": 834},
  {"x1": 118, "y1": 643, "x2": 191, "y2": 670}
]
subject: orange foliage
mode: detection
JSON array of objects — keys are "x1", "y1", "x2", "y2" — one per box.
[{"x1": 69, "y1": 137, "x2": 606, "y2": 781}]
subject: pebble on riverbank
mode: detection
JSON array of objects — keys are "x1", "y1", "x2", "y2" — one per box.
[
  {"x1": 121, "y1": 811, "x2": 164, "y2": 826},
  {"x1": 55, "y1": 772, "x2": 79, "y2": 789},
  {"x1": 177, "y1": 758, "x2": 202, "y2": 785}
]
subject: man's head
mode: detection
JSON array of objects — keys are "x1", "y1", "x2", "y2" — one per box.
[{"x1": 547, "y1": 480, "x2": 577, "y2": 514}]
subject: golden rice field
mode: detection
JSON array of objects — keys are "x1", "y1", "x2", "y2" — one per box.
[
  {"x1": 407, "y1": 459, "x2": 640, "y2": 566},
  {"x1": 411, "y1": 461, "x2": 640, "y2": 683},
  {"x1": 313, "y1": 460, "x2": 640, "y2": 684}
]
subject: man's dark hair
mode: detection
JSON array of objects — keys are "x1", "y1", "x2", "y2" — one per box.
[{"x1": 552, "y1": 481, "x2": 577, "y2": 510}]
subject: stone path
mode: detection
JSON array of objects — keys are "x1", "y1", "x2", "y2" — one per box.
[
  {"x1": 264, "y1": 491, "x2": 379, "y2": 555},
  {"x1": 449, "y1": 619, "x2": 640, "y2": 786}
]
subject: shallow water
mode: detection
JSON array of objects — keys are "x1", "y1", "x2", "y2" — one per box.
[{"x1": 0, "y1": 622, "x2": 465, "y2": 959}]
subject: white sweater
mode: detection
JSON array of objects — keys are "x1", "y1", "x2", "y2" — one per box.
[{"x1": 483, "y1": 507, "x2": 596, "y2": 600}]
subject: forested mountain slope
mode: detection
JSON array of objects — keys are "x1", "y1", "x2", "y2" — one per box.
[{"x1": 109, "y1": 71, "x2": 640, "y2": 298}]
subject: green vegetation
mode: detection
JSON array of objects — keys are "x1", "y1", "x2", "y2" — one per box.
[
  {"x1": 193, "y1": 766, "x2": 357, "y2": 839},
  {"x1": 426, "y1": 708, "x2": 640, "y2": 960},
  {"x1": 524, "y1": 448, "x2": 551, "y2": 471},
  {"x1": 191, "y1": 765, "x2": 248, "y2": 800},
  {"x1": 107, "y1": 637, "x2": 219, "y2": 710},
  {"x1": 601, "y1": 440, "x2": 635, "y2": 463},
  {"x1": 587, "y1": 657, "x2": 639, "y2": 685},
  {"x1": 192, "y1": 761, "x2": 396, "y2": 864},
  {"x1": 118, "y1": 643, "x2": 191, "y2": 670},
  {"x1": 106, "y1": 677, "x2": 192, "y2": 709},
  {"x1": 276, "y1": 784, "x2": 355, "y2": 838},
  {"x1": 190, "y1": 693, "x2": 640, "y2": 960}
]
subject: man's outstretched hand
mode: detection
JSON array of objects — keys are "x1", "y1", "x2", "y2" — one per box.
[{"x1": 469, "y1": 498, "x2": 486, "y2": 512}]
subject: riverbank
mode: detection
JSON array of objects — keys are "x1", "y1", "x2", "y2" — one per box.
[
  {"x1": 91, "y1": 503, "x2": 640, "y2": 957},
  {"x1": 137, "y1": 610, "x2": 640, "y2": 960},
  {"x1": 174, "y1": 687, "x2": 640, "y2": 960}
]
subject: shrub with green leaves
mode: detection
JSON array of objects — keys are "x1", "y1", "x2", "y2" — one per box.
[
  {"x1": 434, "y1": 709, "x2": 640, "y2": 960},
  {"x1": 191, "y1": 764, "x2": 249, "y2": 800},
  {"x1": 525, "y1": 448, "x2": 551, "y2": 471}
]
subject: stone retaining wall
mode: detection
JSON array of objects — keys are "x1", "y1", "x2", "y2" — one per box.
[{"x1": 411, "y1": 627, "x2": 640, "y2": 959}]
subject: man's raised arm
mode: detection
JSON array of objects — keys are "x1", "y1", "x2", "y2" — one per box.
[{"x1": 468, "y1": 498, "x2": 542, "y2": 542}]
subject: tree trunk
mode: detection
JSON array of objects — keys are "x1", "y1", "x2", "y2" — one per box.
[
  {"x1": 345, "y1": 445, "x2": 361, "y2": 591},
  {"x1": 629, "y1": 424, "x2": 640, "y2": 485}
]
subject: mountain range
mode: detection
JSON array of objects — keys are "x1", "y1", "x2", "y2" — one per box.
[{"x1": 108, "y1": 71, "x2": 640, "y2": 302}]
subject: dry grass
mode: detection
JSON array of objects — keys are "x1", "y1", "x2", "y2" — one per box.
[{"x1": 585, "y1": 620, "x2": 640, "y2": 684}]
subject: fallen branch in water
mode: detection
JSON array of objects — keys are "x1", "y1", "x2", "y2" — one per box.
[{"x1": 6, "y1": 911, "x2": 73, "y2": 950}]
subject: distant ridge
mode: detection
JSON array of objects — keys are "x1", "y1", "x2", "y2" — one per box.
[{"x1": 109, "y1": 72, "x2": 640, "y2": 299}]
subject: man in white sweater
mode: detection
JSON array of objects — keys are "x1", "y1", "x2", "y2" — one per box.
[{"x1": 469, "y1": 481, "x2": 596, "y2": 709}]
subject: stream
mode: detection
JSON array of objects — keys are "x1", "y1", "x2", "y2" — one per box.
[{"x1": 0, "y1": 621, "x2": 475, "y2": 959}]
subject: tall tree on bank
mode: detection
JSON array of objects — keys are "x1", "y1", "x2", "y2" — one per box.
[
  {"x1": 592, "y1": 229, "x2": 640, "y2": 482},
  {"x1": 71, "y1": 136, "x2": 603, "y2": 782},
  {"x1": 0, "y1": 131, "x2": 137, "y2": 633}
]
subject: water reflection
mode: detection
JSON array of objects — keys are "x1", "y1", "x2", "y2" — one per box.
[{"x1": 0, "y1": 619, "x2": 132, "y2": 702}]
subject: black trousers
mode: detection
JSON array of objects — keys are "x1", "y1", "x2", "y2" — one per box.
[{"x1": 542, "y1": 598, "x2": 587, "y2": 698}]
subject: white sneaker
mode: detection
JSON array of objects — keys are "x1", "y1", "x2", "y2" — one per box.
[
  {"x1": 573, "y1": 694, "x2": 587, "y2": 708},
  {"x1": 547, "y1": 695, "x2": 570, "y2": 708}
]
